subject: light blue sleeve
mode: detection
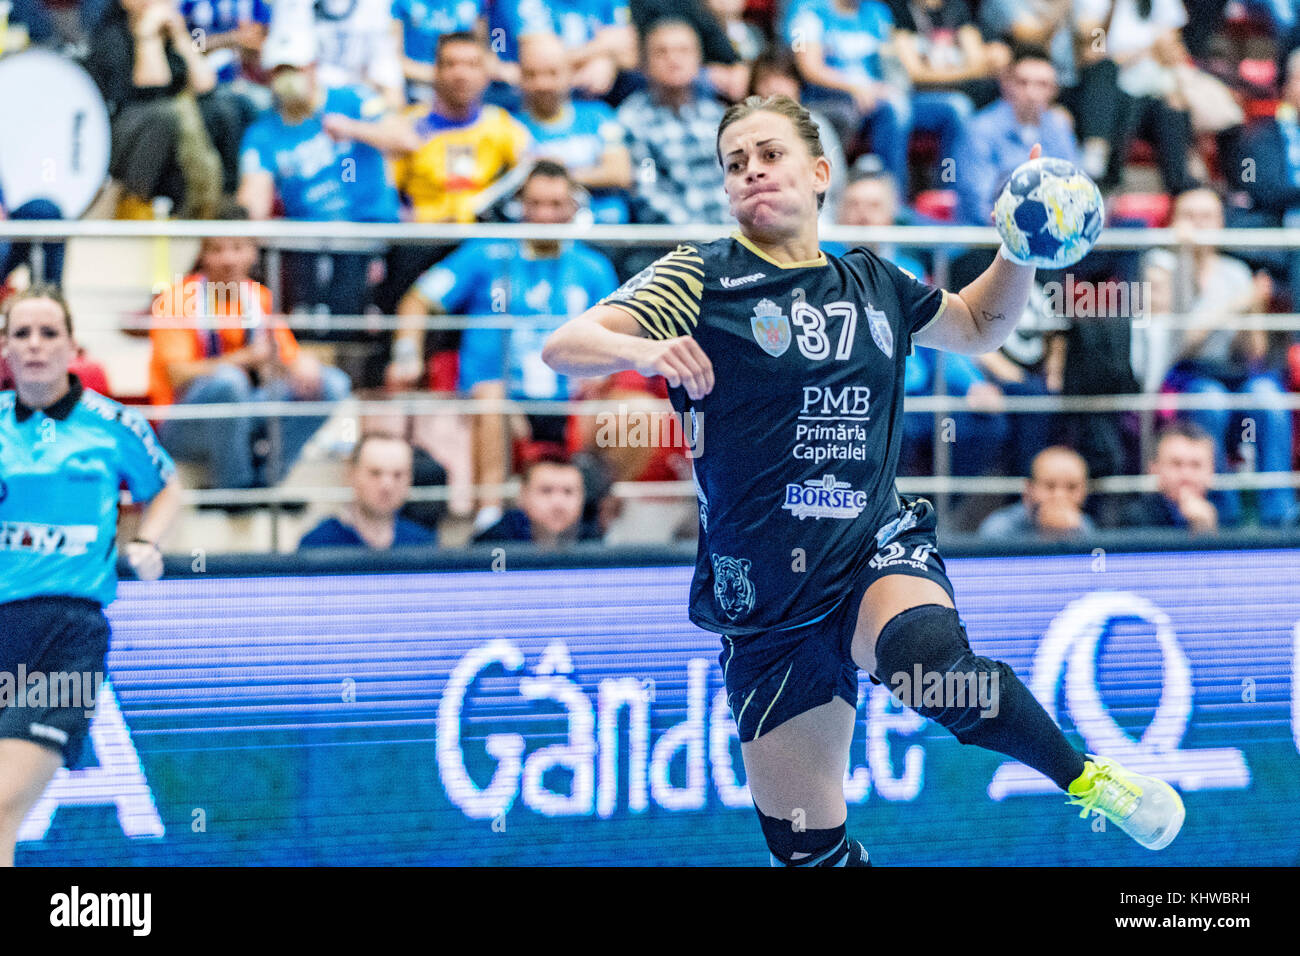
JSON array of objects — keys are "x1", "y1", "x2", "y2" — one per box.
[
  {"x1": 238, "y1": 122, "x2": 273, "y2": 177},
  {"x1": 584, "y1": 249, "x2": 619, "y2": 302},
  {"x1": 114, "y1": 406, "x2": 176, "y2": 503},
  {"x1": 956, "y1": 113, "x2": 1001, "y2": 225},
  {"x1": 416, "y1": 241, "x2": 487, "y2": 312}
]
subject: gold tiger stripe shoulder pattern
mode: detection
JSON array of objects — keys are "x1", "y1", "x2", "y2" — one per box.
[{"x1": 606, "y1": 244, "x2": 705, "y2": 340}]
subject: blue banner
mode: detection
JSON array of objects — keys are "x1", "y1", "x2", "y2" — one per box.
[{"x1": 17, "y1": 547, "x2": 1300, "y2": 866}]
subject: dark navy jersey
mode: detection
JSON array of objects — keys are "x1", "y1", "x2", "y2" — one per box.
[{"x1": 600, "y1": 232, "x2": 947, "y2": 635}]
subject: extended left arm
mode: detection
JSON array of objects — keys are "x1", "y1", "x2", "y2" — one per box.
[
  {"x1": 912, "y1": 251, "x2": 1036, "y2": 355},
  {"x1": 124, "y1": 474, "x2": 185, "y2": 579},
  {"x1": 917, "y1": 141, "x2": 1042, "y2": 354}
]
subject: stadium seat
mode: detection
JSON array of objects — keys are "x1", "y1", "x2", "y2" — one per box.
[
  {"x1": 913, "y1": 189, "x2": 957, "y2": 224},
  {"x1": 1110, "y1": 192, "x2": 1173, "y2": 227}
]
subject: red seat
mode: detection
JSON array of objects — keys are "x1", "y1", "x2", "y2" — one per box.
[
  {"x1": 913, "y1": 189, "x2": 957, "y2": 223},
  {"x1": 1245, "y1": 97, "x2": 1280, "y2": 121},
  {"x1": 428, "y1": 349, "x2": 459, "y2": 393},
  {"x1": 1127, "y1": 139, "x2": 1156, "y2": 165},
  {"x1": 1110, "y1": 192, "x2": 1172, "y2": 227}
]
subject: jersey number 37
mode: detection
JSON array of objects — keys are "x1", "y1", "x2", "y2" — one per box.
[{"x1": 791, "y1": 299, "x2": 859, "y2": 361}]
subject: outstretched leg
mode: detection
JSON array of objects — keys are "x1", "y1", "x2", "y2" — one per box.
[
  {"x1": 851, "y1": 574, "x2": 1086, "y2": 788},
  {"x1": 850, "y1": 574, "x2": 1183, "y2": 850}
]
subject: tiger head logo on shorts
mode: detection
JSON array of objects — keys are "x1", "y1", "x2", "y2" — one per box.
[{"x1": 711, "y1": 554, "x2": 756, "y2": 622}]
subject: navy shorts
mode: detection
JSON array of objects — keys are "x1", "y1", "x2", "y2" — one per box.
[
  {"x1": 0, "y1": 596, "x2": 111, "y2": 766},
  {"x1": 719, "y1": 495, "x2": 955, "y2": 743}
]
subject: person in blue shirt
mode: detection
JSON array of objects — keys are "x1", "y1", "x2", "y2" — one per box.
[
  {"x1": 1120, "y1": 419, "x2": 1222, "y2": 533},
  {"x1": 299, "y1": 432, "x2": 438, "y2": 548},
  {"x1": 0, "y1": 182, "x2": 65, "y2": 287},
  {"x1": 491, "y1": 0, "x2": 635, "y2": 99},
  {"x1": 180, "y1": 0, "x2": 271, "y2": 87},
  {"x1": 0, "y1": 285, "x2": 182, "y2": 867},
  {"x1": 391, "y1": 159, "x2": 619, "y2": 530},
  {"x1": 471, "y1": 452, "x2": 601, "y2": 545},
  {"x1": 978, "y1": 444, "x2": 1097, "y2": 539},
  {"x1": 785, "y1": 0, "x2": 911, "y2": 192},
  {"x1": 237, "y1": 30, "x2": 400, "y2": 333},
  {"x1": 954, "y1": 46, "x2": 1080, "y2": 226},
  {"x1": 515, "y1": 31, "x2": 632, "y2": 223}
]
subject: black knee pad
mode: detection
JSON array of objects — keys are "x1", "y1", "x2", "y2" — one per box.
[
  {"x1": 872, "y1": 604, "x2": 1008, "y2": 742},
  {"x1": 757, "y1": 810, "x2": 853, "y2": 866}
]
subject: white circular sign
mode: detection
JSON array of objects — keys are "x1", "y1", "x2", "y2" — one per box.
[{"x1": 0, "y1": 49, "x2": 111, "y2": 218}]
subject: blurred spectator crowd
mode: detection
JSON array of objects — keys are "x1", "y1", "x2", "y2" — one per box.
[{"x1": 4, "y1": 0, "x2": 1300, "y2": 548}]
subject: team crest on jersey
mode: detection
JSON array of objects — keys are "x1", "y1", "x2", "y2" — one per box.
[
  {"x1": 711, "y1": 554, "x2": 755, "y2": 622},
  {"x1": 750, "y1": 299, "x2": 790, "y2": 358},
  {"x1": 865, "y1": 304, "x2": 893, "y2": 357}
]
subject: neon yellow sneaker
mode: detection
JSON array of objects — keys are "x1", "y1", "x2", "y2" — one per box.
[{"x1": 1067, "y1": 754, "x2": 1185, "y2": 850}]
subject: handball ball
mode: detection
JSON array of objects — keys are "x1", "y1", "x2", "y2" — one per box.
[{"x1": 993, "y1": 157, "x2": 1103, "y2": 269}]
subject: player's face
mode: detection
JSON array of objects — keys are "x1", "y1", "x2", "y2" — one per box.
[
  {"x1": 521, "y1": 175, "x2": 576, "y2": 225},
  {"x1": 200, "y1": 236, "x2": 259, "y2": 283},
  {"x1": 520, "y1": 464, "x2": 584, "y2": 538},
  {"x1": 519, "y1": 37, "x2": 570, "y2": 117},
  {"x1": 1026, "y1": 452, "x2": 1088, "y2": 512},
  {"x1": 352, "y1": 440, "x2": 414, "y2": 520},
  {"x1": 721, "y1": 111, "x2": 830, "y2": 236},
  {"x1": 2, "y1": 298, "x2": 76, "y2": 390},
  {"x1": 1152, "y1": 436, "x2": 1215, "y2": 501},
  {"x1": 435, "y1": 42, "x2": 488, "y2": 110}
]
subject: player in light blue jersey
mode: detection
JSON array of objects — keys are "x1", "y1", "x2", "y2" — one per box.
[{"x1": 0, "y1": 287, "x2": 182, "y2": 867}]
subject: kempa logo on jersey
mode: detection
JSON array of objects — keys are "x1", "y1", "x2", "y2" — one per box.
[
  {"x1": 782, "y1": 474, "x2": 869, "y2": 519},
  {"x1": 0, "y1": 521, "x2": 98, "y2": 555},
  {"x1": 721, "y1": 272, "x2": 765, "y2": 288}
]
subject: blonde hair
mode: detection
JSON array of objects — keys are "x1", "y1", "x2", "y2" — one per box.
[
  {"x1": 716, "y1": 95, "x2": 828, "y2": 209},
  {"x1": 1, "y1": 283, "x2": 74, "y2": 336}
]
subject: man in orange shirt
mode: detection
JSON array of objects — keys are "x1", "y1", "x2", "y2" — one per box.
[{"x1": 150, "y1": 212, "x2": 351, "y2": 490}]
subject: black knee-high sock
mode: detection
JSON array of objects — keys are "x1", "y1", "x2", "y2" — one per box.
[
  {"x1": 952, "y1": 659, "x2": 1088, "y2": 791},
  {"x1": 874, "y1": 604, "x2": 1088, "y2": 791}
]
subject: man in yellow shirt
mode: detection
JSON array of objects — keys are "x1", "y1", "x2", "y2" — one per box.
[{"x1": 329, "y1": 31, "x2": 533, "y2": 319}]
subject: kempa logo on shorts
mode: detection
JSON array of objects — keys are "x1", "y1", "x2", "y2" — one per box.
[
  {"x1": 50, "y1": 886, "x2": 151, "y2": 936},
  {"x1": 782, "y1": 474, "x2": 868, "y2": 519},
  {"x1": 721, "y1": 272, "x2": 765, "y2": 288},
  {"x1": 869, "y1": 541, "x2": 936, "y2": 571}
]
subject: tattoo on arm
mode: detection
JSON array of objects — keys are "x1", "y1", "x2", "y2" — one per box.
[{"x1": 977, "y1": 310, "x2": 1005, "y2": 334}]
